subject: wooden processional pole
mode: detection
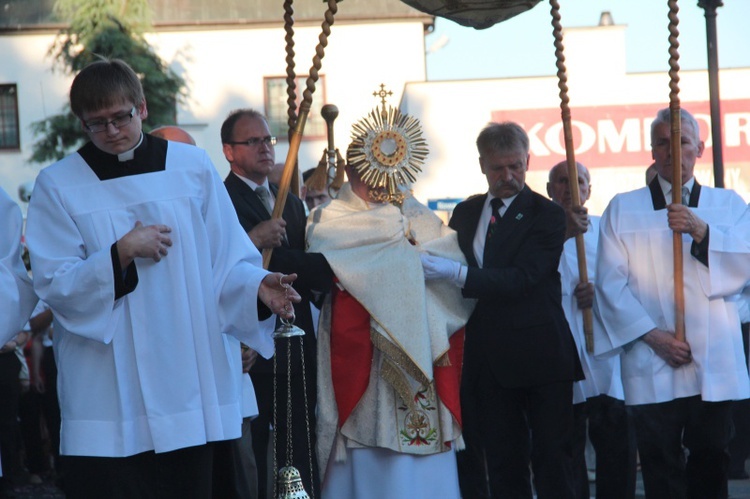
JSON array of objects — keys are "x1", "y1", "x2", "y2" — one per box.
[
  {"x1": 668, "y1": 0, "x2": 686, "y2": 341},
  {"x1": 263, "y1": 0, "x2": 339, "y2": 269},
  {"x1": 282, "y1": 0, "x2": 300, "y2": 198},
  {"x1": 549, "y1": 0, "x2": 594, "y2": 352}
]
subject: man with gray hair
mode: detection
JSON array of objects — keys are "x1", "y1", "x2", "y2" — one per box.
[
  {"x1": 595, "y1": 107, "x2": 750, "y2": 497},
  {"x1": 447, "y1": 121, "x2": 582, "y2": 498},
  {"x1": 547, "y1": 161, "x2": 636, "y2": 498}
]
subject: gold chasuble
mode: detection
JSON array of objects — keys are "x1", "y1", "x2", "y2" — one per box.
[{"x1": 307, "y1": 183, "x2": 475, "y2": 474}]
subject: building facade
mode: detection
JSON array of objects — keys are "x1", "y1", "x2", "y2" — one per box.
[
  {"x1": 2, "y1": 2, "x2": 749, "y2": 218},
  {"x1": 403, "y1": 22, "x2": 750, "y2": 216},
  {"x1": 0, "y1": 0, "x2": 431, "y2": 209}
]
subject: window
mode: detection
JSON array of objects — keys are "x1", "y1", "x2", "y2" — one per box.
[
  {"x1": 264, "y1": 76, "x2": 326, "y2": 141},
  {"x1": 0, "y1": 85, "x2": 20, "y2": 150}
]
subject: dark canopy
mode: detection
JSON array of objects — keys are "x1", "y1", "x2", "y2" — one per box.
[{"x1": 401, "y1": 0, "x2": 542, "y2": 29}]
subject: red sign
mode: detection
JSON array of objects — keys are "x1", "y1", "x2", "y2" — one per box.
[{"x1": 492, "y1": 100, "x2": 750, "y2": 169}]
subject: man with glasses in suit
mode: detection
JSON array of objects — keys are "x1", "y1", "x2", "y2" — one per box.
[{"x1": 222, "y1": 109, "x2": 332, "y2": 498}]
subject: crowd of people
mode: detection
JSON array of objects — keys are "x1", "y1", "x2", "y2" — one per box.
[{"x1": 2, "y1": 55, "x2": 750, "y2": 499}]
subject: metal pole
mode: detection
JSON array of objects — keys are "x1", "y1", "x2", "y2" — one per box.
[{"x1": 698, "y1": 0, "x2": 725, "y2": 188}]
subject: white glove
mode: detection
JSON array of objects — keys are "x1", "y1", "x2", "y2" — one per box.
[{"x1": 420, "y1": 253, "x2": 465, "y2": 285}]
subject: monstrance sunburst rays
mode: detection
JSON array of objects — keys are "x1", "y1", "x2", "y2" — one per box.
[{"x1": 348, "y1": 104, "x2": 429, "y2": 203}]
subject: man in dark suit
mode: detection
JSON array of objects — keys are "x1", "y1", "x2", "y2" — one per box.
[
  {"x1": 221, "y1": 109, "x2": 332, "y2": 498},
  {"x1": 447, "y1": 122, "x2": 583, "y2": 498}
]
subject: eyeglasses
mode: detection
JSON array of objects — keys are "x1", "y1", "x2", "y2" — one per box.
[
  {"x1": 84, "y1": 107, "x2": 137, "y2": 133},
  {"x1": 226, "y1": 136, "x2": 277, "y2": 147}
]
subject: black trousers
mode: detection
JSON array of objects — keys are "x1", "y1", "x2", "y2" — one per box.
[
  {"x1": 0, "y1": 351, "x2": 22, "y2": 489},
  {"x1": 456, "y1": 432, "x2": 490, "y2": 498},
  {"x1": 729, "y1": 323, "x2": 750, "y2": 477},
  {"x1": 571, "y1": 395, "x2": 637, "y2": 499},
  {"x1": 465, "y1": 375, "x2": 576, "y2": 499},
  {"x1": 62, "y1": 443, "x2": 216, "y2": 499},
  {"x1": 19, "y1": 345, "x2": 61, "y2": 474},
  {"x1": 632, "y1": 396, "x2": 733, "y2": 499},
  {"x1": 213, "y1": 417, "x2": 258, "y2": 499}
]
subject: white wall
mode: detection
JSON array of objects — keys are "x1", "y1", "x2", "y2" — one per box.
[
  {"x1": 4, "y1": 20, "x2": 750, "y2": 219},
  {"x1": 402, "y1": 24, "x2": 750, "y2": 216},
  {"x1": 0, "y1": 33, "x2": 72, "y2": 206},
  {"x1": 147, "y1": 21, "x2": 426, "y2": 180},
  {"x1": 0, "y1": 20, "x2": 427, "y2": 210}
]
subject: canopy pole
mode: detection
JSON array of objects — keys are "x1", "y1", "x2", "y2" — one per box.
[
  {"x1": 283, "y1": 0, "x2": 300, "y2": 197},
  {"x1": 668, "y1": 0, "x2": 686, "y2": 342},
  {"x1": 264, "y1": 0, "x2": 339, "y2": 269},
  {"x1": 549, "y1": 0, "x2": 594, "y2": 353}
]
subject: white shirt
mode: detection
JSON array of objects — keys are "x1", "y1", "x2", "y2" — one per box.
[
  {"x1": 472, "y1": 192, "x2": 518, "y2": 267},
  {"x1": 657, "y1": 175, "x2": 695, "y2": 203},
  {"x1": 233, "y1": 172, "x2": 276, "y2": 211}
]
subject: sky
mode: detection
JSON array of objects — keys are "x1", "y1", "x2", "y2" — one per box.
[{"x1": 424, "y1": 0, "x2": 750, "y2": 81}]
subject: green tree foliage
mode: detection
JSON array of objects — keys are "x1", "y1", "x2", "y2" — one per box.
[
  {"x1": 30, "y1": 0, "x2": 185, "y2": 164},
  {"x1": 51, "y1": 0, "x2": 152, "y2": 62}
]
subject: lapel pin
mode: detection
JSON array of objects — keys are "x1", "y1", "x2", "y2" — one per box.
[{"x1": 515, "y1": 213, "x2": 523, "y2": 221}]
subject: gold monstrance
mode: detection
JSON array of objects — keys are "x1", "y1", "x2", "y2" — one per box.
[{"x1": 347, "y1": 84, "x2": 429, "y2": 206}]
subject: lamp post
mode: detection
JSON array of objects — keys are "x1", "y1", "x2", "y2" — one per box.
[{"x1": 698, "y1": 0, "x2": 725, "y2": 187}]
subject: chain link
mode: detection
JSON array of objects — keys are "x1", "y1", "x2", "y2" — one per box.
[
  {"x1": 286, "y1": 337, "x2": 293, "y2": 466},
  {"x1": 272, "y1": 339, "x2": 278, "y2": 499},
  {"x1": 300, "y1": 335, "x2": 314, "y2": 499},
  {"x1": 271, "y1": 280, "x2": 315, "y2": 497}
]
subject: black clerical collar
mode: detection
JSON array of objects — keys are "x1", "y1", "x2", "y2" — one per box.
[
  {"x1": 648, "y1": 175, "x2": 701, "y2": 210},
  {"x1": 80, "y1": 133, "x2": 168, "y2": 180}
]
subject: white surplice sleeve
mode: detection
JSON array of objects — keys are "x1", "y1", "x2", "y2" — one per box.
[
  {"x1": 26, "y1": 167, "x2": 117, "y2": 343},
  {"x1": 197, "y1": 153, "x2": 274, "y2": 358},
  {"x1": 27, "y1": 149, "x2": 274, "y2": 356},
  {"x1": 0, "y1": 188, "x2": 36, "y2": 345},
  {"x1": 594, "y1": 195, "x2": 657, "y2": 356},
  {"x1": 698, "y1": 192, "x2": 750, "y2": 299}
]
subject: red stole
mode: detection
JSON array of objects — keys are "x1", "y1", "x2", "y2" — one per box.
[{"x1": 330, "y1": 283, "x2": 464, "y2": 431}]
